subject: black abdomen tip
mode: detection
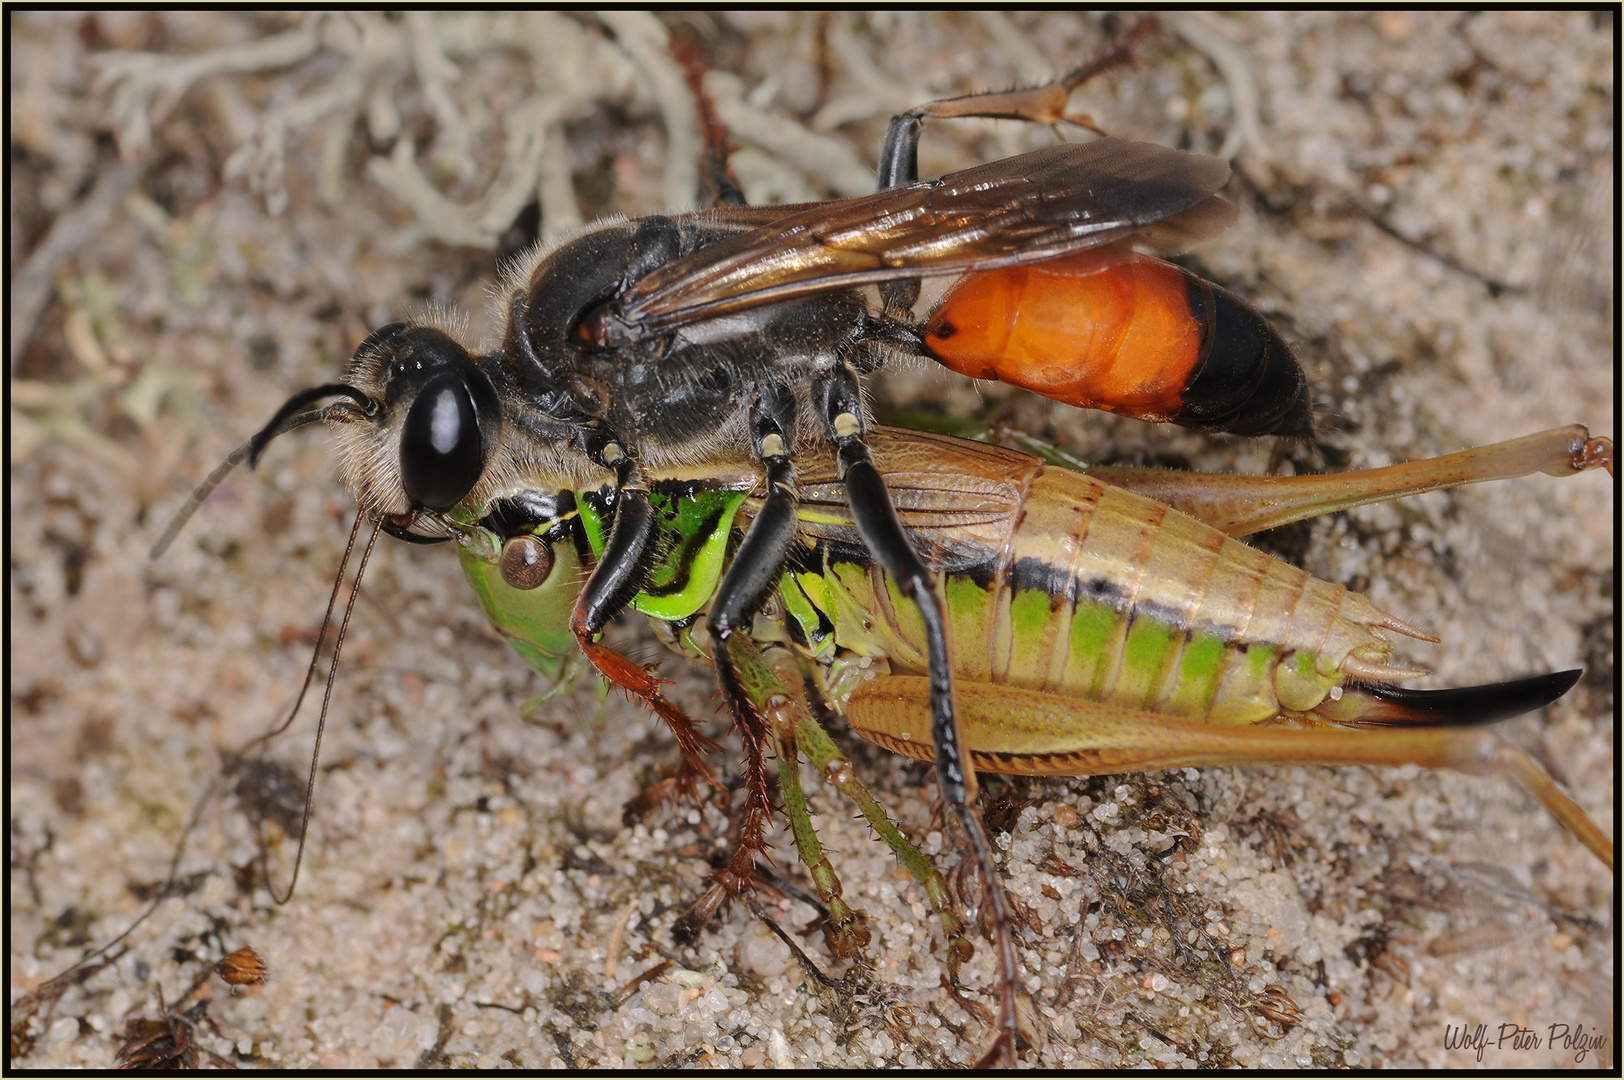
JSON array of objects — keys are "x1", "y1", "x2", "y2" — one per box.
[
  {"x1": 1176, "y1": 274, "x2": 1314, "y2": 438},
  {"x1": 1347, "y1": 669, "x2": 1584, "y2": 728}
]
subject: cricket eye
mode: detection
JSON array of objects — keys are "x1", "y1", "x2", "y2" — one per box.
[
  {"x1": 400, "y1": 372, "x2": 486, "y2": 512},
  {"x1": 499, "y1": 534, "x2": 555, "y2": 590}
]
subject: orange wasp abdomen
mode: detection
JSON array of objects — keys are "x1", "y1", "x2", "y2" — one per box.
[{"x1": 924, "y1": 249, "x2": 1312, "y2": 437}]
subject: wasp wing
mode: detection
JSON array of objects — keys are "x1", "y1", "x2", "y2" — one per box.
[{"x1": 621, "y1": 138, "x2": 1231, "y2": 333}]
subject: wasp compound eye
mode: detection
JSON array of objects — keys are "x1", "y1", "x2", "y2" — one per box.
[
  {"x1": 400, "y1": 372, "x2": 487, "y2": 512},
  {"x1": 498, "y1": 534, "x2": 555, "y2": 590}
]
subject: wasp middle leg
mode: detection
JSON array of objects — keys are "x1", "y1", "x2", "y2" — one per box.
[{"x1": 682, "y1": 386, "x2": 805, "y2": 925}]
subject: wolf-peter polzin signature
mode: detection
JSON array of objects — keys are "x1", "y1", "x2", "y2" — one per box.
[{"x1": 1444, "y1": 1021, "x2": 1607, "y2": 1064}]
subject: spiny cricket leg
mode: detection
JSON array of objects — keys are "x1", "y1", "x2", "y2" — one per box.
[
  {"x1": 719, "y1": 635, "x2": 975, "y2": 972},
  {"x1": 774, "y1": 719, "x2": 870, "y2": 959},
  {"x1": 573, "y1": 630, "x2": 720, "y2": 797},
  {"x1": 714, "y1": 637, "x2": 873, "y2": 959},
  {"x1": 1086, "y1": 425, "x2": 1614, "y2": 538},
  {"x1": 571, "y1": 465, "x2": 718, "y2": 798},
  {"x1": 818, "y1": 362, "x2": 1022, "y2": 1068},
  {"x1": 678, "y1": 391, "x2": 806, "y2": 941},
  {"x1": 848, "y1": 675, "x2": 1614, "y2": 871},
  {"x1": 877, "y1": 20, "x2": 1158, "y2": 186},
  {"x1": 779, "y1": 650, "x2": 976, "y2": 976}
]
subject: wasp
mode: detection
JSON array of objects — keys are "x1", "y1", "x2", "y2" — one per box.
[{"x1": 188, "y1": 68, "x2": 1616, "y2": 1066}]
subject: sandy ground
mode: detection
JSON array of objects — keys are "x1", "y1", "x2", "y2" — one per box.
[{"x1": 10, "y1": 11, "x2": 1614, "y2": 1070}]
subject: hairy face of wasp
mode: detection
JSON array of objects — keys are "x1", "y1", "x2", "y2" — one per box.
[{"x1": 326, "y1": 321, "x2": 502, "y2": 521}]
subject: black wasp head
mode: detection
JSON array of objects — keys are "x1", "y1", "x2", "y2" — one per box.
[{"x1": 337, "y1": 321, "x2": 502, "y2": 517}]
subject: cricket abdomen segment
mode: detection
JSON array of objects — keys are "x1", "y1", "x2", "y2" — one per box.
[{"x1": 798, "y1": 459, "x2": 1428, "y2": 726}]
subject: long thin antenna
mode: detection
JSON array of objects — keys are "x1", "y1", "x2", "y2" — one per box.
[
  {"x1": 149, "y1": 413, "x2": 324, "y2": 559},
  {"x1": 258, "y1": 514, "x2": 383, "y2": 904},
  {"x1": 150, "y1": 383, "x2": 376, "y2": 559},
  {"x1": 21, "y1": 501, "x2": 387, "y2": 1034}
]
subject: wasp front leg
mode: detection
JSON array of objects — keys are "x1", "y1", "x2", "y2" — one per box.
[
  {"x1": 568, "y1": 437, "x2": 719, "y2": 799},
  {"x1": 816, "y1": 360, "x2": 1024, "y2": 1067}
]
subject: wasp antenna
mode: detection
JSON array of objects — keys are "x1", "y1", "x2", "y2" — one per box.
[
  {"x1": 149, "y1": 437, "x2": 256, "y2": 559},
  {"x1": 246, "y1": 383, "x2": 377, "y2": 469},
  {"x1": 151, "y1": 385, "x2": 374, "y2": 560}
]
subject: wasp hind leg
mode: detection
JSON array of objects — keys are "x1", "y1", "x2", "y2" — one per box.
[
  {"x1": 875, "y1": 31, "x2": 1156, "y2": 190},
  {"x1": 870, "y1": 25, "x2": 1153, "y2": 323},
  {"x1": 816, "y1": 361, "x2": 1025, "y2": 1067}
]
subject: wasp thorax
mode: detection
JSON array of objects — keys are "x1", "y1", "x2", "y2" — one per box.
[{"x1": 334, "y1": 321, "x2": 503, "y2": 517}]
